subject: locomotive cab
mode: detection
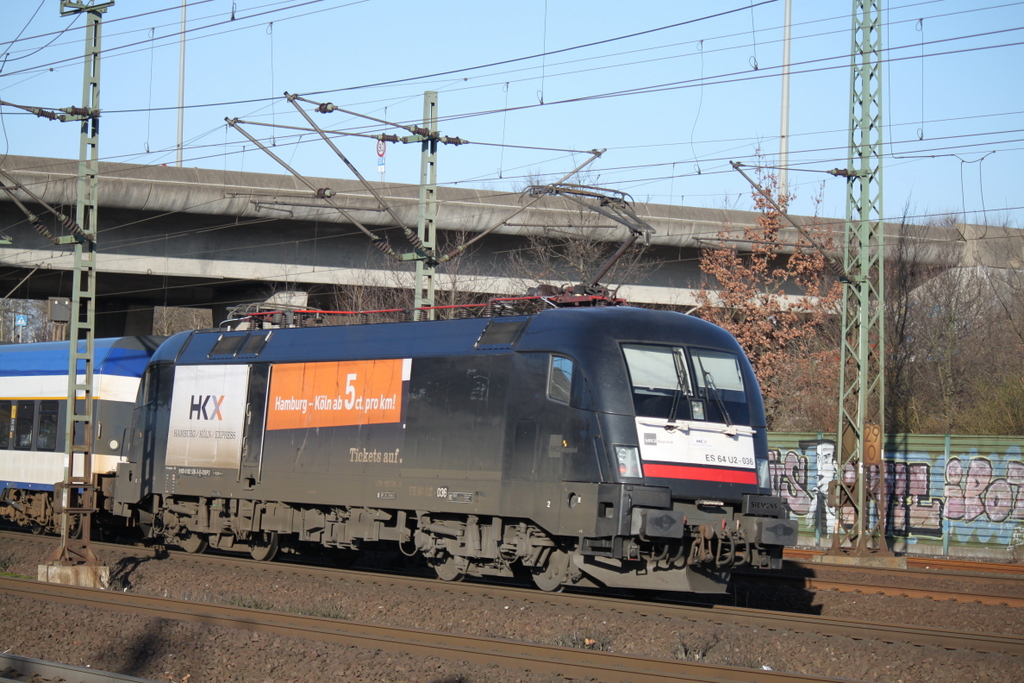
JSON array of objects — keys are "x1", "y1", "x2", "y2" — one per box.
[{"x1": 509, "y1": 307, "x2": 796, "y2": 592}]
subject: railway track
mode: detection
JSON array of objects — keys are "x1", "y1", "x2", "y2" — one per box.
[
  {"x1": 736, "y1": 573, "x2": 1024, "y2": 607},
  {"x1": 15, "y1": 529, "x2": 1020, "y2": 606},
  {"x1": 0, "y1": 653, "x2": 158, "y2": 683},
  {"x1": 764, "y1": 548, "x2": 1024, "y2": 605},
  {"x1": 7, "y1": 531, "x2": 1022, "y2": 665},
  {"x1": 257, "y1": 558, "x2": 1024, "y2": 655},
  {"x1": 0, "y1": 575, "x2": 844, "y2": 683},
  {"x1": 733, "y1": 566, "x2": 1024, "y2": 607},
  {"x1": 785, "y1": 547, "x2": 1024, "y2": 575},
  {"x1": 49, "y1": 534, "x2": 1023, "y2": 657}
]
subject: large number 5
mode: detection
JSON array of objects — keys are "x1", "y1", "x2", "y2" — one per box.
[{"x1": 344, "y1": 373, "x2": 357, "y2": 409}]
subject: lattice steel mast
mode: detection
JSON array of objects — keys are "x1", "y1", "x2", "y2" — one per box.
[
  {"x1": 413, "y1": 92, "x2": 438, "y2": 320},
  {"x1": 830, "y1": 0, "x2": 891, "y2": 556},
  {"x1": 43, "y1": 0, "x2": 112, "y2": 574}
]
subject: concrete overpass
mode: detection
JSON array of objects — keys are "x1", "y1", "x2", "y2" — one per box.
[{"x1": 0, "y1": 155, "x2": 1019, "y2": 335}]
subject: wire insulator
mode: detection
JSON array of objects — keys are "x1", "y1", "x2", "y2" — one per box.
[
  {"x1": 316, "y1": 102, "x2": 336, "y2": 114},
  {"x1": 32, "y1": 219, "x2": 54, "y2": 241},
  {"x1": 315, "y1": 188, "x2": 334, "y2": 199},
  {"x1": 32, "y1": 108, "x2": 59, "y2": 121},
  {"x1": 60, "y1": 214, "x2": 85, "y2": 236},
  {"x1": 370, "y1": 238, "x2": 397, "y2": 258}
]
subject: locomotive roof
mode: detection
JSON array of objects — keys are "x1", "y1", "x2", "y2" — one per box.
[{"x1": 157, "y1": 306, "x2": 746, "y2": 366}]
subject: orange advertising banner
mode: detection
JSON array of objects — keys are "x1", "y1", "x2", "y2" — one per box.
[{"x1": 266, "y1": 358, "x2": 410, "y2": 431}]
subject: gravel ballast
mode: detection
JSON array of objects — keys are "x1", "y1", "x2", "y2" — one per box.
[{"x1": 2, "y1": 535, "x2": 1022, "y2": 683}]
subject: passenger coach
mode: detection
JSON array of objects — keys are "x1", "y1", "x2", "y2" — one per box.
[{"x1": 0, "y1": 337, "x2": 161, "y2": 533}]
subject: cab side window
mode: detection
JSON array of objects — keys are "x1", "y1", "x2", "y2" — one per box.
[{"x1": 547, "y1": 355, "x2": 574, "y2": 404}]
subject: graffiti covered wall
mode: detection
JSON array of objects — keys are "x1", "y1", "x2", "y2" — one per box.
[{"x1": 768, "y1": 432, "x2": 1024, "y2": 556}]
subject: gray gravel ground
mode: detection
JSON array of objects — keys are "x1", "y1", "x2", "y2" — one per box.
[{"x1": 2, "y1": 534, "x2": 1022, "y2": 683}]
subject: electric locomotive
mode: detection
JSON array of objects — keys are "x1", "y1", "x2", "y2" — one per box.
[{"x1": 110, "y1": 305, "x2": 796, "y2": 593}]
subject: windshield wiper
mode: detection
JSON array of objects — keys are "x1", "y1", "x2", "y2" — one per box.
[
  {"x1": 700, "y1": 367, "x2": 733, "y2": 427},
  {"x1": 666, "y1": 349, "x2": 688, "y2": 426}
]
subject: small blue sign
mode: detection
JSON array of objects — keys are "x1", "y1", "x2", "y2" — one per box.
[{"x1": 14, "y1": 315, "x2": 27, "y2": 327}]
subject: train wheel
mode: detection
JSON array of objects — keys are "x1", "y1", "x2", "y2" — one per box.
[
  {"x1": 249, "y1": 531, "x2": 279, "y2": 562},
  {"x1": 176, "y1": 531, "x2": 209, "y2": 554},
  {"x1": 429, "y1": 553, "x2": 464, "y2": 582},
  {"x1": 532, "y1": 549, "x2": 570, "y2": 592},
  {"x1": 29, "y1": 522, "x2": 45, "y2": 535}
]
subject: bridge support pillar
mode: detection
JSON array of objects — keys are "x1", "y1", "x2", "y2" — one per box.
[{"x1": 96, "y1": 303, "x2": 154, "y2": 337}]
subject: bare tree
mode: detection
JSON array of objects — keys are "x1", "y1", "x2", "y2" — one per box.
[
  {"x1": 154, "y1": 306, "x2": 212, "y2": 335},
  {"x1": 884, "y1": 208, "x2": 956, "y2": 433},
  {"x1": 695, "y1": 170, "x2": 841, "y2": 431},
  {"x1": 503, "y1": 184, "x2": 658, "y2": 298},
  {"x1": 885, "y1": 212, "x2": 1024, "y2": 434},
  {"x1": 319, "y1": 230, "x2": 497, "y2": 323}
]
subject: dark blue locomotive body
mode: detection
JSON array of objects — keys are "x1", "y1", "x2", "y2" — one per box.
[{"x1": 111, "y1": 305, "x2": 796, "y2": 592}]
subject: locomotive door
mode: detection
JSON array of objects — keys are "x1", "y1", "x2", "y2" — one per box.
[
  {"x1": 508, "y1": 354, "x2": 574, "y2": 483},
  {"x1": 239, "y1": 364, "x2": 270, "y2": 489}
]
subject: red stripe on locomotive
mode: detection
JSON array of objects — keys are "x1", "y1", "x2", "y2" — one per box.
[{"x1": 643, "y1": 463, "x2": 758, "y2": 484}]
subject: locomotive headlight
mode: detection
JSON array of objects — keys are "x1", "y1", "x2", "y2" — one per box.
[
  {"x1": 614, "y1": 445, "x2": 644, "y2": 479},
  {"x1": 757, "y1": 458, "x2": 770, "y2": 489}
]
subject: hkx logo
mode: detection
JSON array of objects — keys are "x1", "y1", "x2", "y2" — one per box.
[{"x1": 190, "y1": 395, "x2": 225, "y2": 421}]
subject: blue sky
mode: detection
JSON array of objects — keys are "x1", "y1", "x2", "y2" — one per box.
[{"x1": 1, "y1": 0, "x2": 1021, "y2": 228}]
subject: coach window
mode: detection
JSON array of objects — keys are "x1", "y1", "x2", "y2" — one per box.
[
  {"x1": 36, "y1": 401, "x2": 59, "y2": 452},
  {"x1": 548, "y1": 355, "x2": 574, "y2": 404},
  {"x1": 0, "y1": 401, "x2": 10, "y2": 449},
  {"x1": 14, "y1": 401, "x2": 34, "y2": 450}
]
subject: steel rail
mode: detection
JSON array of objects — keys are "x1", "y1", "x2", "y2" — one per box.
[
  {"x1": 736, "y1": 572, "x2": 1024, "y2": 607},
  {"x1": 0, "y1": 652, "x2": 159, "y2": 683},
  {"x1": 0, "y1": 576, "x2": 842, "y2": 683},
  {"x1": 904, "y1": 557, "x2": 1024, "y2": 575},
  {"x1": 785, "y1": 548, "x2": 1024, "y2": 575},
  {"x1": 782, "y1": 548, "x2": 1024, "y2": 586},
  {"x1": 102, "y1": 542, "x2": 1024, "y2": 656}
]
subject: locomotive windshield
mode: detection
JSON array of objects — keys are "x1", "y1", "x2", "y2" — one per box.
[{"x1": 623, "y1": 344, "x2": 751, "y2": 426}]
